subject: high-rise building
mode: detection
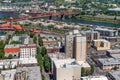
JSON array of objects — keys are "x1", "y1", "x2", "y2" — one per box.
[
  {"x1": 74, "y1": 35, "x2": 86, "y2": 61},
  {"x1": 65, "y1": 30, "x2": 86, "y2": 61}
]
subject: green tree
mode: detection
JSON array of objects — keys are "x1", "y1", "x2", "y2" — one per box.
[
  {"x1": 0, "y1": 50, "x2": 4, "y2": 59},
  {"x1": 41, "y1": 47, "x2": 46, "y2": 56},
  {"x1": 30, "y1": 32, "x2": 34, "y2": 38},
  {"x1": 8, "y1": 54, "x2": 13, "y2": 59},
  {"x1": 44, "y1": 55, "x2": 50, "y2": 72},
  {"x1": 33, "y1": 36, "x2": 37, "y2": 44},
  {"x1": 37, "y1": 47, "x2": 40, "y2": 54},
  {"x1": 38, "y1": 37, "x2": 43, "y2": 46},
  {"x1": 2, "y1": 65, "x2": 5, "y2": 70},
  {"x1": 10, "y1": 41, "x2": 22, "y2": 44},
  {"x1": 90, "y1": 64, "x2": 94, "y2": 75},
  {"x1": 85, "y1": 70, "x2": 91, "y2": 76},
  {"x1": 42, "y1": 74, "x2": 45, "y2": 80},
  {"x1": 81, "y1": 67, "x2": 85, "y2": 76},
  {"x1": 36, "y1": 53, "x2": 43, "y2": 71}
]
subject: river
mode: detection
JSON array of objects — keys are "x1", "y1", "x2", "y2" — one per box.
[
  {"x1": 0, "y1": 12, "x2": 120, "y2": 28},
  {"x1": 50, "y1": 17, "x2": 120, "y2": 28},
  {"x1": 0, "y1": 12, "x2": 18, "y2": 18}
]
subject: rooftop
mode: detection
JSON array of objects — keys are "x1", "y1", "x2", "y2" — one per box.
[
  {"x1": 69, "y1": 30, "x2": 81, "y2": 35},
  {"x1": 94, "y1": 39, "x2": 110, "y2": 43},
  {"x1": 95, "y1": 28, "x2": 117, "y2": 32},
  {"x1": 5, "y1": 44, "x2": 20, "y2": 48},
  {"x1": 81, "y1": 76, "x2": 108, "y2": 80},
  {"x1": 0, "y1": 22, "x2": 22, "y2": 30},
  {"x1": 77, "y1": 61, "x2": 90, "y2": 68},
  {"x1": 108, "y1": 70, "x2": 120, "y2": 80},
  {"x1": 54, "y1": 59, "x2": 80, "y2": 68},
  {"x1": 85, "y1": 30, "x2": 99, "y2": 33},
  {"x1": 110, "y1": 54, "x2": 120, "y2": 59},
  {"x1": 20, "y1": 44, "x2": 36, "y2": 48},
  {"x1": 43, "y1": 38, "x2": 56, "y2": 41},
  {"x1": 98, "y1": 58, "x2": 120, "y2": 66},
  {"x1": 107, "y1": 49, "x2": 120, "y2": 54},
  {"x1": 16, "y1": 66, "x2": 41, "y2": 80},
  {"x1": 1, "y1": 69, "x2": 16, "y2": 80}
]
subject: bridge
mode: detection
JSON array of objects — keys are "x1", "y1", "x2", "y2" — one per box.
[{"x1": 7, "y1": 10, "x2": 80, "y2": 22}]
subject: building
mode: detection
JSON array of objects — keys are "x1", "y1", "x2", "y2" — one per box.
[
  {"x1": 81, "y1": 30, "x2": 100, "y2": 42},
  {"x1": 86, "y1": 30, "x2": 100, "y2": 42},
  {"x1": 105, "y1": 37, "x2": 120, "y2": 42},
  {"x1": 106, "y1": 49, "x2": 120, "y2": 56},
  {"x1": 93, "y1": 39, "x2": 110, "y2": 50},
  {"x1": 48, "y1": 53, "x2": 66, "y2": 73},
  {"x1": 106, "y1": 70, "x2": 120, "y2": 80},
  {"x1": 46, "y1": 46, "x2": 60, "y2": 54},
  {"x1": 97, "y1": 58, "x2": 120, "y2": 70},
  {"x1": 4, "y1": 45, "x2": 20, "y2": 58},
  {"x1": 0, "y1": 75, "x2": 3, "y2": 80},
  {"x1": 94, "y1": 28, "x2": 118, "y2": 37},
  {"x1": 11, "y1": 35, "x2": 30, "y2": 44},
  {"x1": 65, "y1": 30, "x2": 86, "y2": 61},
  {"x1": 15, "y1": 66, "x2": 41, "y2": 80},
  {"x1": 43, "y1": 38, "x2": 57, "y2": 46},
  {"x1": 74, "y1": 35, "x2": 86, "y2": 61},
  {"x1": 0, "y1": 22, "x2": 23, "y2": 31},
  {"x1": 19, "y1": 44, "x2": 37, "y2": 64},
  {"x1": 0, "y1": 59, "x2": 18, "y2": 69},
  {"x1": 19, "y1": 44, "x2": 36, "y2": 59},
  {"x1": 81, "y1": 76, "x2": 108, "y2": 80},
  {"x1": 65, "y1": 0, "x2": 76, "y2": 3},
  {"x1": 53, "y1": 59, "x2": 81, "y2": 80},
  {"x1": 48, "y1": 53, "x2": 90, "y2": 74},
  {"x1": 0, "y1": 69, "x2": 16, "y2": 80},
  {"x1": 4, "y1": 44, "x2": 37, "y2": 64},
  {"x1": 77, "y1": 61, "x2": 90, "y2": 70},
  {"x1": 0, "y1": 35, "x2": 7, "y2": 41}
]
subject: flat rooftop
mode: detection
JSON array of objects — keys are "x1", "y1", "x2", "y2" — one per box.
[
  {"x1": 98, "y1": 58, "x2": 120, "y2": 66},
  {"x1": 110, "y1": 54, "x2": 120, "y2": 59},
  {"x1": 19, "y1": 58, "x2": 37, "y2": 64},
  {"x1": 1, "y1": 69, "x2": 16, "y2": 80},
  {"x1": 81, "y1": 76, "x2": 108, "y2": 80},
  {"x1": 85, "y1": 30, "x2": 99, "y2": 33},
  {"x1": 43, "y1": 38, "x2": 56, "y2": 41},
  {"x1": 54, "y1": 59, "x2": 80, "y2": 68},
  {"x1": 5, "y1": 44, "x2": 20, "y2": 48},
  {"x1": 48, "y1": 53, "x2": 65, "y2": 60},
  {"x1": 77, "y1": 61, "x2": 90, "y2": 68},
  {"x1": 107, "y1": 49, "x2": 120, "y2": 54},
  {"x1": 95, "y1": 28, "x2": 117, "y2": 32},
  {"x1": 20, "y1": 44, "x2": 36, "y2": 48},
  {"x1": 108, "y1": 70, "x2": 120, "y2": 80},
  {"x1": 16, "y1": 66, "x2": 41, "y2": 80},
  {"x1": 94, "y1": 39, "x2": 110, "y2": 43}
]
